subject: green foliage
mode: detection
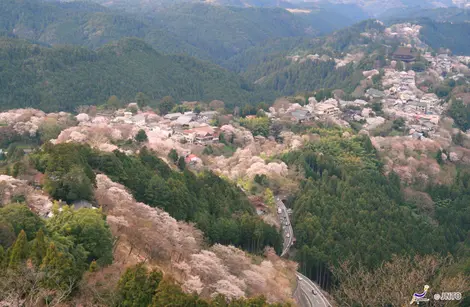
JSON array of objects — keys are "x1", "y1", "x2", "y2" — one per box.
[
  {"x1": 419, "y1": 20, "x2": 470, "y2": 55},
  {"x1": 47, "y1": 206, "x2": 113, "y2": 266},
  {"x1": 135, "y1": 92, "x2": 149, "y2": 109},
  {"x1": 31, "y1": 228, "x2": 47, "y2": 267},
  {"x1": 117, "y1": 264, "x2": 163, "y2": 307},
  {"x1": 158, "y1": 96, "x2": 176, "y2": 115},
  {"x1": 240, "y1": 117, "x2": 270, "y2": 137},
  {"x1": 0, "y1": 200, "x2": 114, "y2": 301},
  {"x1": 106, "y1": 95, "x2": 121, "y2": 110},
  {"x1": 0, "y1": 37, "x2": 269, "y2": 112},
  {"x1": 135, "y1": 129, "x2": 148, "y2": 143},
  {"x1": 435, "y1": 85, "x2": 452, "y2": 98},
  {"x1": 0, "y1": 245, "x2": 5, "y2": 269},
  {"x1": 448, "y1": 99, "x2": 470, "y2": 131},
  {"x1": 0, "y1": 0, "x2": 366, "y2": 66},
  {"x1": 89, "y1": 260, "x2": 98, "y2": 272},
  {"x1": 253, "y1": 61, "x2": 363, "y2": 96},
  {"x1": 38, "y1": 118, "x2": 69, "y2": 143},
  {"x1": 168, "y1": 149, "x2": 178, "y2": 164},
  {"x1": 203, "y1": 145, "x2": 214, "y2": 155},
  {"x1": 264, "y1": 188, "x2": 275, "y2": 209},
  {"x1": 282, "y1": 131, "x2": 450, "y2": 288},
  {"x1": 0, "y1": 204, "x2": 44, "y2": 241},
  {"x1": 411, "y1": 61, "x2": 426, "y2": 72},
  {"x1": 40, "y1": 241, "x2": 77, "y2": 289},
  {"x1": 436, "y1": 149, "x2": 444, "y2": 164},
  {"x1": 177, "y1": 156, "x2": 186, "y2": 171},
  {"x1": 254, "y1": 174, "x2": 269, "y2": 186},
  {"x1": 8, "y1": 229, "x2": 28, "y2": 268},
  {"x1": 151, "y1": 278, "x2": 205, "y2": 307},
  {"x1": 426, "y1": 170, "x2": 470, "y2": 255},
  {"x1": 84, "y1": 146, "x2": 282, "y2": 254},
  {"x1": 33, "y1": 143, "x2": 95, "y2": 202},
  {"x1": 0, "y1": 218, "x2": 16, "y2": 248}
]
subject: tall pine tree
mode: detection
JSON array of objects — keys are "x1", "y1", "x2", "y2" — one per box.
[
  {"x1": 0, "y1": 245, "x2": 5, "y2": 268},
  {"x1": 31, "y1": 228, "x2": 47, "y2": 267},
  {"x1": 8, "y1": 229, "x2": 28, "y2": 268}
]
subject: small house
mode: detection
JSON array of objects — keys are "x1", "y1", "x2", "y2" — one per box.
[
  {"x1": 164, "y1": 113, "x2": 183, "y2": 120},
  {"x1": 185, "y1": 154, "x2": 202, "y2": 165},
  {"x1": 290, "y1": 109, "x2": 312, "y2": 123},
  {"x1": 314, "y1": 104, "x2": 340, "y2": 118}
]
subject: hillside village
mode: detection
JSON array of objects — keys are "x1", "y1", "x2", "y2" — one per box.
[{"x1": 3, "y1": 20, "x2": 470, "y2": 188}]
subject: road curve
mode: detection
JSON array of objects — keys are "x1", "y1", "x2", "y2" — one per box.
[
  {"x1": 296, "y1": 272, "x2": 332, "y2": 307},
  {"x1": 275, "y1": 196, "x2": 293, "y2": 257},
  {"x1": 275, "y1": 196, "x2": 332, "y2": 307}
]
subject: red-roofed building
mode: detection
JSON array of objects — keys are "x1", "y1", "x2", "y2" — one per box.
[{"x1": 185, "y1": 154, "x2": 202, "y2": 165}]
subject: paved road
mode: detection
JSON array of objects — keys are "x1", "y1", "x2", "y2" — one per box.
[
  {"x1": 275, "y1": 196, "x2": 332, "y2": 307},
  {"x1": 275, "y1": 196, "x2": 293, "y2": 257},
  {"x1": 295, "y1": 272, "x2": 332, "y2": 307}
]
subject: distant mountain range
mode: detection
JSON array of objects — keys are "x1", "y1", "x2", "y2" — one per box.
[
  {"x1": 321, "y1": 0, "x2": 461, "y2": 16},
  {"x1": 1, "y1": 0, "x2": 368, "y2": 64}
]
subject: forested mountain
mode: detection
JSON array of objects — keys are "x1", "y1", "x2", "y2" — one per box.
[
  {"x1": 30, "y1": 143, "x2": 283, "y2": 254},
  {"x1": 0, "y1": 0, "x2": 214, "y2": 60},
  {"x1": 0, "y1": 37, "x2": 273, "y2": 111},
  {"x1": 227, "y1": 20, "x2": 390, "y2": 95},
  {"x1": 378, "y1": 6, "x2": 470, "y2": 55},
  {"x1": 282, "y1": 129, "x2": 470, "y2": 301},
  {"x1": 148, "y1": 3, "x2": 365, "y2": 62},
  {"x1": 1, "y1": 0, "x2": 368, "y2": 65},
  {"x1": 419, "y1": 20, "x2": 470, "y2": 55}
]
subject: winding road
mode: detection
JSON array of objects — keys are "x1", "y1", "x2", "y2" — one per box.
[
  {"x1": 275, "y1": 196, "x2": 332, "y2": 307},
  {"x1": 276, "y1": 196, "x2": 293, "y2": 257}
]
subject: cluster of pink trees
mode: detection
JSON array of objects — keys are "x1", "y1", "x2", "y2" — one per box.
[{"x1": 94, "y1": 174, "x2": 297, "y2": 303}]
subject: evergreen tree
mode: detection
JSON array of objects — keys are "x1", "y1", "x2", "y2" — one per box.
[
  {"x1": 9, "y1": 229, "x2": 28, "y2": 268},
  {"x1": 117, "y1": 264, "x2": 163, "y2": 307},
  {"x1": 0, "y1": 245, "x2": 5, "y2": 268},
  {"x1": 436, "y1": 149, "x2": 444, "y2": 164},
  {"x1": 135, "y1": 92, "x2": 149, "y2": 109},
  {"x1": 177, "y1": 156, "x2": 186, "y2": 171},
  {"x1": 31, "y1": 228, "x2": 47, "y2": 267},
  {"x1": 41, "y1": 242, "x2": 74, "y2": 289},
  {"x1": 106, "y1": 95, "x2": 121, "y2": 110},
  {"x1": 158, "y1": 96, "x2": 176, "y2": 115},
  {"x1": 135, "y1": 130, "x2": 148, "y2": 143},
  {"x1": 168, "y1": 149, "x2": 178, "y2": 164}
]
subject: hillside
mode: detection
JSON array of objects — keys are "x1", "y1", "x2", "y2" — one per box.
[
  {"x1": 2, "y1": 0, "x2": 370, "y2": 65},
  {"x1": 0, "y1": 0, "x2": 213, "y2": 59},
  {"x1": 419, "y1": 20, "x2": 470, "y2": 55},
  {"x1": 378, "y1": 7, "x2": 470, "y2": 55},
  {"x1": 226, "y1": 20, "x2": 389, "y2": 95},
  {"x1": 0, "y1": 37, "x2": 272, "y2": 111}
]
